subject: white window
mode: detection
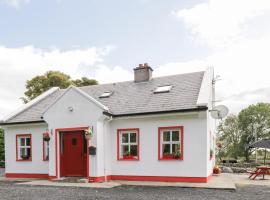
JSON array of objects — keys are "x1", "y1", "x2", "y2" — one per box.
[
  {"x1": 154, "y1": 85, "x2": 172, "y2": 93},
  {"x1": 43, "y1": 140, "x2": 49, "y2": 161},
  {"x1": 159, "y1": 127, "x2": 183, "y2": 160},
  {"x1": 16, "y1": 135, "x2": 32, "y2": 161},
  {"x1": 118, "y1": 129, "x2": 139, "y2": 160}
]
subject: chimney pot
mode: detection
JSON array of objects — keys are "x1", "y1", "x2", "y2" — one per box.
[{"x1": 134, "y1": 63, "x2": 153, "y2": 82}]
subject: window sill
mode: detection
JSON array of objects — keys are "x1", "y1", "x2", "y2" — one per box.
[
  {"x1": 16, "y1": 159, "x2": 32, "y2": 162},
  {"x1": 118, "y1": 158, "x2": 139, "y2": 161},
  {"x1": 159, "y1": 158, "x2": 183, "y2": 161}
]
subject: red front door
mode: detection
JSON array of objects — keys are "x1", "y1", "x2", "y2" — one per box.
[{"x1": 61, "y1": 131, "x2": 86, "y2": 177}]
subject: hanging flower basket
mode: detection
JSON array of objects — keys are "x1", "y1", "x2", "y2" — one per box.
[
  {"x1": 43, "y1": 132, "x2": 50, "y2": 141},
  {"x1": 84, "y1": 127, "x2": 93, "y2": 140}
]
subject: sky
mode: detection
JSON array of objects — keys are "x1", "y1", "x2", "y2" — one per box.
[{"x1": 1, "y1": 0, "x2": 270, "y2": 119}]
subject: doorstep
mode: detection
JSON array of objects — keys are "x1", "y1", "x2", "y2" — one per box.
[
  {"x1": 14, "y1": 174, "x2": 236, "y2": 190},
  {"x1": 16, "y1": 180, "x2": 121, "y2": 188}
]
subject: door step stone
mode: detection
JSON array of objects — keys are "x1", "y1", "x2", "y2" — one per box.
[{"x1": 53, "y1": 177, "x2": 88, "y2": 183}]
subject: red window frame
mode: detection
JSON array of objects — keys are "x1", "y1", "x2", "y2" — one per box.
[
  {"x1": 43, "y1": 133, "x2": 49, "y2": 161},
  {"x1": 158, "y1": 126, "x2": 184, "y2": 161},
  {"x1": 16, "y1": 134, "x2": 32, "y2": 162},
  {"x1": 117, "y1": 128, "x2": 140, "y2": 161}
]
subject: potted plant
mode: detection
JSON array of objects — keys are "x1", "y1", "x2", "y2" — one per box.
[
  {"x1": 173, "y1": 151, "x2": 181, "y2": 159},
  {"x1": 163, "y1": 152, "x2": 174, "y2": 159},
  {"x1": 123, "y1": 151, "x2": 134, "y2": 159},
  {"x1": 213, "y1": 165, "x2": 221, "y2": 174},
  {"x1": 84, "y1": 127, "x2": 93, "y2": 140},
  {"x1": 21, "y1": 154, "x2": 30, "y2": 160},
  {"x1": 43, "y1": 132, "x2": 50, "y2": 141},
  {"x1": 210, "y1": 149, "x2": 213, "y2": 159}
]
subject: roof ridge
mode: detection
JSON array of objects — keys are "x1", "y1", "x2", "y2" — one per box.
[{"x1": 79, "y1": 70, "x2": 205, "y2": 89}]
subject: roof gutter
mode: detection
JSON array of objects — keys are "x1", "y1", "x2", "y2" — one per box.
[
  {"x1": 103, "y1": 107, "x2": 208, "y2": 118},
  {"x1": 0, "y1": 120, "x2": 46, "y2": 126}
]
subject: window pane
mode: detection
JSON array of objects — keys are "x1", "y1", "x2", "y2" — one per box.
[
  {"x1": 121, "y1": 145, "x2": 129, "y2": 155},
  {"x1": 130, "y1": 145, "x2": 137, "y2": 156},
  {"x1": 172, "y1": 131, "x2": 180, "y2": 141},
  {"x1": 27, "y1": 148, "x2": 31, "y2": 157},
  {"x1": 163, "y1": 131, "x2": 170, "y2": 142},
  {"x1": 20, "y1": 138, "x2": 25, "y2": 146},
  {"x1": 130, "y1": 133, "x2": 137, "y2": 143},
  {"x1": 162, "y1": 144, "x2": 170, "y2": 154},
  {"x1": 121, "y1": 133, "x2": 129, "y2": 143},
  {"x1": 44, "y1": 141, "x2": 49, "y2": 161},
  {"x1": 172, "y1": 143, "x2": 180, "y2": 153},
  {"x1": 26, "y1": 137, "x2": 31, "y2": 146},
  {"x1": 20, "y1": 148, "x2": 26, "y2": 156}
]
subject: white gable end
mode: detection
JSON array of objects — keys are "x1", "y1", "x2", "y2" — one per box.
[{"x1": 43, "y1": 86, "x2": 105, "y2": 128}]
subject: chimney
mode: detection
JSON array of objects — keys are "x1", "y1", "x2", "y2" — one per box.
[{"x1": 134, "y1": 63, "x2": 153, "y2": 82}]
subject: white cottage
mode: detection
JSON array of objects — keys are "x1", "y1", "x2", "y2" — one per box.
[{"x1": 1, "y1": 64, "x2": 216, "y2": 183}]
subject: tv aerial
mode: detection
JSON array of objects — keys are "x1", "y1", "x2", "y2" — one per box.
[{"x1": 210, "y1": 105, "x2": 229, "y2": 120}]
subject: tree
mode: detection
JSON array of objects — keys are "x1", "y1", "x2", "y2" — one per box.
[
  {"x1": 238, "y1": 103, "x2": 270, "y2": 161},
  {"x1": 217, "y1": 114, "x2": 241, "y2": 160},
  {"x1": 0, "y1": 128, "x2": 4, "y2": 161},
  {"x1": 72, "y1": 77, "x2": 98, "y2": 87},
  {"x1": 217, "y1": 103, "x2": 270, "y2": 162},
  {"x1": 22, "y1": 71, "x2": 98, "y2": 103}
]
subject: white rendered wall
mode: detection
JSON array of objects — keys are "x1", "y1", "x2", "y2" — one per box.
[
  {"x1": 206, "y1": 78, "x2": 216, "y2": 176},
  {"x1": 43, "y1": 88, "x2": 105, "y2": 178},
  {"x1": 109, "y1": 112, "x2": 208, "y2": 178},
  {"x1": 4, "y1": 123, "x2": 49, "y2": 174}
]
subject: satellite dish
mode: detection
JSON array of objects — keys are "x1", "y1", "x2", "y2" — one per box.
[{"x1": 210, "y1": 105, "x2": 229, "y2": 119}]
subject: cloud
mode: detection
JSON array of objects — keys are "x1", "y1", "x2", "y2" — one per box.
[
  {"x1": 152, "y1": 34, "x2": 270, "y2": 114},
  {"x1": 223, "y1": 87, "x2": 270, "y2": 113},
  {"x1": 0, "y1": 0, "x2": 30, "y2": 8},
  {"x1": 0, "y1": 45, "x2": 115, "y2": 118},
  {"x1": 173, "y1": 0, "x2": 270, "y2": 47},
  {"x1": 167, "y1": 0, "x2": 270, "y2": 114}
]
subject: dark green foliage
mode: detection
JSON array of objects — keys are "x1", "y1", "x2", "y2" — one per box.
[
  {"x1": 22, "y1": 71, "x2": 98, "y2": 103},
  {"x1": 217, "y1": 103, "x2": 270, "y2": 162}
]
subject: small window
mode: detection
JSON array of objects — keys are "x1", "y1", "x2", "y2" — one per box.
[
  {"x1": 158, "y1": 126, "x2": 183, "y2": 160},
  {"x1": 43, "y1": 135, "x2": 49, "y2": 161},
  {"x1": 154, "y1": 85, "x2": 172, "y2": 93},
  {"x1": 99, "y1": 92, "x2": 113, "y2": 98},
  {"x1": 16, "y1": 134, "x2": 32, "y2": 161},
  {"x1": 117, "y1": 129, "x2": 139, "y2": 160}
]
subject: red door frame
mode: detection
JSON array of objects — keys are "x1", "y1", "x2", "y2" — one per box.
[{"x1": 55, "y1": 127, "x2": 89, "y2": 179}]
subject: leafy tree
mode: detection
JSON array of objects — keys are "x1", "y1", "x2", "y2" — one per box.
[
  {"x1": 217, "y1": 115, "x2": 241, "y2": 160},
  {"x1": 0, "y1": 128, "x2": 4, "y2": 161},
  {"x1": 238, "y1": 103, "x2": 270, "y2": 161},
  {"x1": 72, "y1": 77, "x2": 98, "y2": 87},
  {"x1": 217, "y1": 103, "x2": 270, "y2": 162},
  {"x1": 22, "y1": 71, "x2": 98, "y2": 103}
]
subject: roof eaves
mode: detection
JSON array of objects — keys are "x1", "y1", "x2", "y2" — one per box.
[
  {"x1": 0, "y1": 120, "x2": 46, "y2": 126},
  {"x1": 104, "y1": 107, "x2": 208, "y2": 118}
]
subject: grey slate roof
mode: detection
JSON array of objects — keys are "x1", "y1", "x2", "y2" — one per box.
[{"x1": 5, "y1": 71, "x2": 205, "y2": 123}]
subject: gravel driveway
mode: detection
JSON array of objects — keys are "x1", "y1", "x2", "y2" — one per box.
[{"x1": 0, "y1": 182, "x2": 269, "y2": 200}]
